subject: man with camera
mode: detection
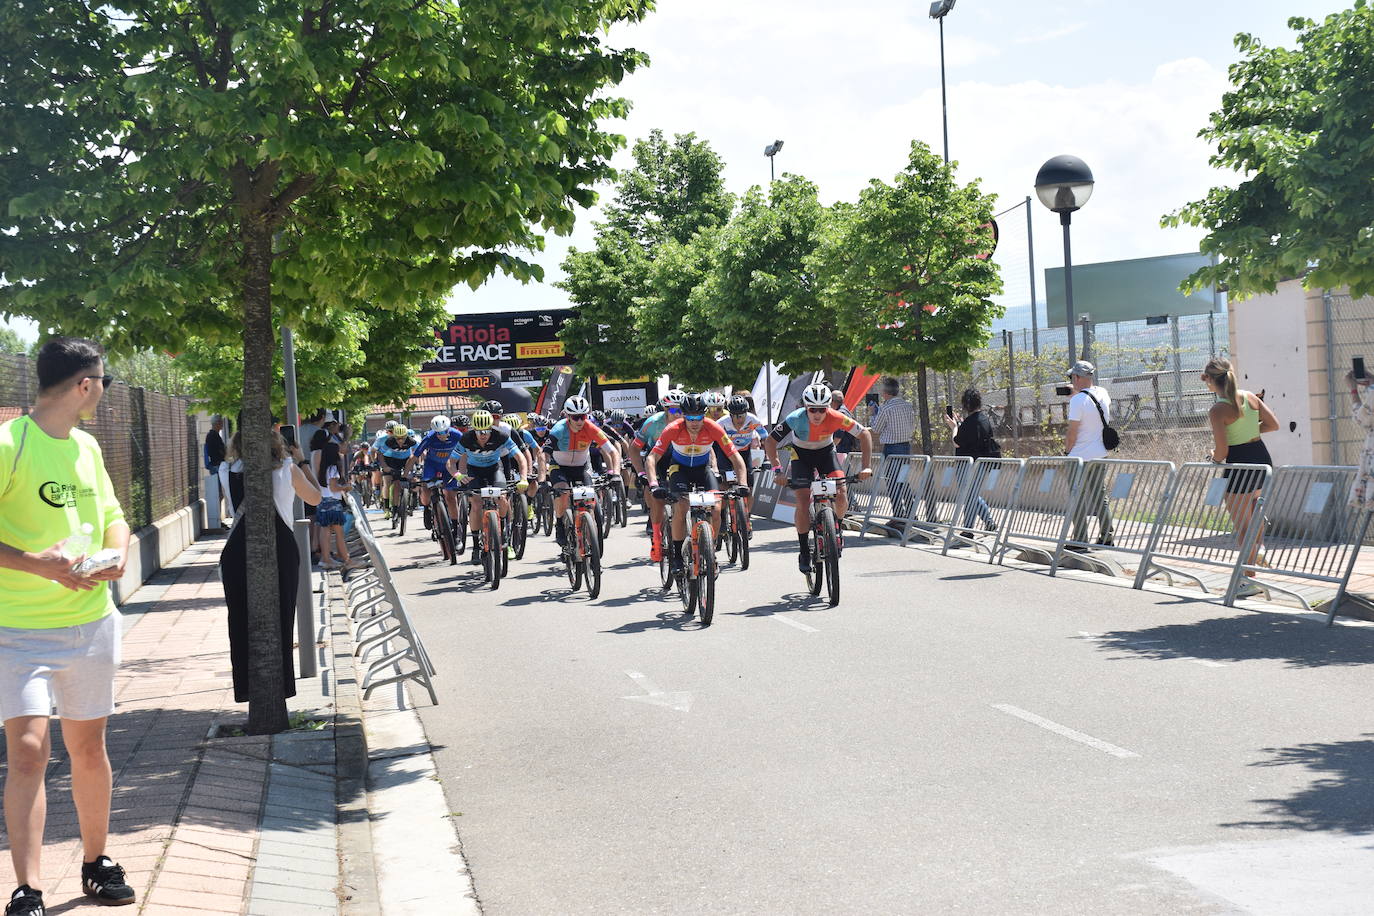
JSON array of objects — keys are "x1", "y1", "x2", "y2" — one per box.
[{"x1": 1063, "y1": 360, "x2": 1115, "y2": 549}]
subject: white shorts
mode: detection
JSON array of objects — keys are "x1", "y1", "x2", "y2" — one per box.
[{"x1": 0, "y1": 612, "x2": 121, "y2": 722}]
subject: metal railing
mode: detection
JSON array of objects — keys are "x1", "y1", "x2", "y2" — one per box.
[
  {"x1": 898, "y1": 456, "x2": 973, "y2": 548},
  {"x1": 941, "y1": 458, "x2": 1026, "y2": 558},
  {"x1": 994, "y1": 457, "x2": 1082, "y2": 565},
  {"x1": 1050, "y1": 459, "x2": 1176, "y2": 579},
  {"x1": 344, "y1": 492, "x2": 439, "y2": 704},
  {"x1": 1134, "y1": 462, "x2": 1272, "y2": 600},
  {"x1": 855, "y1": 454, "x2": 930, "y2": 539}
]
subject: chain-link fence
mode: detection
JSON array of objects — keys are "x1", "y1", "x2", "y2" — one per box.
[
  {"x1": 1317, "y1": 292, "x2": 1374, "y2": 467},
  {"x1": 859, "y1": 312, "x2": 1229, "y2": 465},
  {"x1": 0, "y1": 353, "x2": 201, "y2": 531}
]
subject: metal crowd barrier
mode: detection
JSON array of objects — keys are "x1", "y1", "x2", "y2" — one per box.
[
  {"x1": 941, "y1": 458, "x2": 1026, "y2": 558},
  {"x1": 898, "y1": 456, "x2": 973, "y2": 547},
  {"x1": 1134, "y1": 462, "x2": 1272, "y2": 600},
  {"x1": 343, "y1": 492, "x2": 439, "y2": 704},
  {"x1": 995, "y1": 457, "x2": 1082, "y2": 565},
  {"x1": 1222, "y1": 466, "x2": 1373, "y2": 623},
  {"x1": 1049, "y1": 459, "x2": 1177, "y2": 579},
  {"x1": 856, "y1": 454, "x2": 930, "y2": 538}
]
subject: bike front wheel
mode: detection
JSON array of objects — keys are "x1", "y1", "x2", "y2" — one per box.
[
  {"x1": 580, "y1": 512, "x2": 602, "y2": 599},
  {"x1": 486, "y1": 511, "x2": 503, "y2": 590},
  {"x1": 694, "y1": 523, "x2": 715, "y2": 626},
  {"x1": 819, "y1": 507, "x2": 840, "y2": 607}
]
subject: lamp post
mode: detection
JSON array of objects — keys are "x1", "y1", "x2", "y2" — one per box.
[
  {"x1": 764, "y1": 139, "x2": 784, "y2": 183},
  {"x1": 1034, "y1": 155, "x2": 1094, "y2": 362},
  {"x1": 929, "y1": 0, "x2": 956, "y2": 163}
]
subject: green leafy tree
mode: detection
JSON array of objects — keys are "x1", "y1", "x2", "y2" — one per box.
[
  {"x1": 1166, "y1": 4, "x2": 1374, "y2": 297},
  {"x1": 700, "y1": 176, "x2": 852, "y2": 377},
  {"x1": 813, "y1": 142, "x2": 1002, "y2": 452},
  {"x1": 635, "y1": 229, "x2": 743, "y2": 389},
  {"x1": 559, "y1": 130, "x2": 733, "y2": 380},
  {"x1": 0, "y1": 0, "x2": 649, "y2": 733},
  {"x1": 106, "y1": 349, "x2": 196, "y2": 396},
  {"x1": 0, "y1": 327, "x2": 27, "y2": 355}
]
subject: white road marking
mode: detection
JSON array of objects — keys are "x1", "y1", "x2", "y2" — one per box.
[
  {"x1": 622, "y1": 670, "x2": 693, "y2": 712},
  {"x1": 991, "y1": 704, "x2": 1140, "y2": 758},
  {"x1": 1078, "y1": 632, "x2": 1226, "y2": 668},
  {"x1": 772, "y1": 614, "x2": 818, "y2": 632}
]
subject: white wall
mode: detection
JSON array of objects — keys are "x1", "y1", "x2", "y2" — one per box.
[{"x1": 1227, "y1": 279, "x2": 1313, "y2": 466}]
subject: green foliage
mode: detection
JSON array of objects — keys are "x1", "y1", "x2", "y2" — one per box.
[
  {"x1": 0, "y1": 327, "x2": 26, "y2": 355},
  {"x1": 700, "y1": 176, "x2": 851, "y2": 376},
  {"x1": 559, "y1": 130, "x2": 733, "y2": 381},
  {"x1": 106, "y1": 349, "x2": 196, "y2": 396},
  {"x1": 1165, "y1": 3, "x2": 1374, "y2": 298},
  {"x1": 635, "y1": 229, "x2": 744, "y2": 388}
]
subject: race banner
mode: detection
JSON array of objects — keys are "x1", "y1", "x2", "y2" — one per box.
[
  {"x1": 593, "y1": 375, "x2": 654, "y2": 413},
  {"x1": 536, "y1": 365, "x2": 575, "y2": 415},
  {"x1": 412, "y1": 370, "x2": 500, "y2": 397},
  {"x1": 501, "y1": 367, "x2": 544, "y2": 385},
  {"x1": 423, "y1": 310, "x2": 574, "y2": 374}
]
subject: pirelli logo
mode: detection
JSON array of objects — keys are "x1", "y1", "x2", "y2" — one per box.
[{"x1": 517, "y1": 341, "x2": 565, "y2": 359}]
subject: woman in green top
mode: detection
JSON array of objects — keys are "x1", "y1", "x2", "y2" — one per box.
[{"x1": 1202, "y1": 356, "x2": 1280, "y2": 597}]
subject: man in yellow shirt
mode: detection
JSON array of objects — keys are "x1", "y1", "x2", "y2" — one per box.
[{"x1": 0, "y1": 338, "x2": 135, "y2": 913}]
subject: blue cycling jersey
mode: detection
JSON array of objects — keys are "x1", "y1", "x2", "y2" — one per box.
[
  {"x1": 633, "y1": 411, "x2": 672, "y2": 450},
  {"x1": 724, "y1": 412, "x2": 766, "y2": 450},
  {"x1": 378, "y1": 436, "x2": 416, "y2": 460},
  {"x1": 520, "y1": 429, "x2": 538, "y2": 450},
  {"x1": 413, "y1": 431, "x2": 462, "y2": 477}
]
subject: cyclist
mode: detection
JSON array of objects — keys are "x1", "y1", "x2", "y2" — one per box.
[
  {"x1": 378, "y1": 421, "x2": 419, "y2": 519},
  {"x1": 544, "y1": 396, "x2": 619, "y2": 549},
  {"x1": 702, "y1": 390, "x2": 728, "y2": 421},
  {"x1": 449, "y1": 409, "x2": 529, "y2": 565},
  {"x1": 406, "y1": 416, "x2": 464, "y2": 536},
  {"x1": 369, "y1": 425, "x2": 391, "y2": 508},
  {"x1": 605, "y1": 408, "x2": 639, "y2": 493},
  {"x1": 454, "y1": 413, "x2": 472, "y2": 435},
  {"x1": 628, "y1": 389, "x2": 686, "y2": 560},
  {"x1": 723, "y1": 394, "x2": 767, "y2": 516},
  {"x1": 762, "y1": 383, "x2": 875, "y2": 574},
  {"x1": 645, "y1": 394, "x2": 750, "y2": 576}
]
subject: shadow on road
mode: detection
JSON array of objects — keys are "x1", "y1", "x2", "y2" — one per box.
[
  {"x1": 597, "y1": 586, "x2": 673, "y2": 609},
  {"x1": 733, "y1": 591, "x2": 831, "y2": 618},
  {"x1": 601, "y1": 609, "x2": 700, "y2": 634},
  {"x1": 500, "y1": 587, "x2": 584, "y2": 606},
  {"x1": 1220, "y1": 735, "x2": 1374, "y2": 833},
  {"x1": 1089, "y1": 612, "x2": 1374, "y2": 669}
]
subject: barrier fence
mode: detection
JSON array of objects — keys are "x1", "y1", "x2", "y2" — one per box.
[{"x1": 842, "y1": 453, "x2": 1372, "y2": 625}]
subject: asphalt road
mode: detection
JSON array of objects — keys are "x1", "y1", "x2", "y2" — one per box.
[{"x1": 369, "y1": 498, "x2": 1374, "y2": 915}]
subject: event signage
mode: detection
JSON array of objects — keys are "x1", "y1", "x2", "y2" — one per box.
[
  {"x1": 423, "y1": 310, "x2": 574, "y2": 373},
  {"x1": 412, "y1": 370, "x2": 500, "y2": 396}
]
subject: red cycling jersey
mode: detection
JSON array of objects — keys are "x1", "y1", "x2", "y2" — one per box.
[{"x1": 650, "y1": 417, "x2": 738, "y2": 468}]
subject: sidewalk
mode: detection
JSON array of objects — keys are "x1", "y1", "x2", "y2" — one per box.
[{"x1": 0, "y1": 531, "x2": 461, "y2": 915}]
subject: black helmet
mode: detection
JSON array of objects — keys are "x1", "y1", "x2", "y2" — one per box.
[
  {"x1": 726, "y1": 395, "x2": 750, "y2": 415},
  {"x1": 481, "y1": 399, "x2": 504, "y2": 416},
  {"x1": 679, "y1": 394, "x2": 706, "y2": 416},
  {"x1": 455, "y1": 413, "x2": 472, "y2": 428}
]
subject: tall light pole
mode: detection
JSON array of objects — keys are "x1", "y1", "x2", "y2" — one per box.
[
  {"x1": 764, "y1": 139, "x2": 784, "y2": 183},
  {"x1": 929, "y1": 0, "x2": 956, "y2": 163},
  {"x1": 1035, "y1": 155, "x2": 1095, "y2": 363}
]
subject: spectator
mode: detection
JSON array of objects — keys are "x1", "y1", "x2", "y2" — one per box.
[
  {"x1": 1202, "y1": 357, "x2": 1279, "y2": 598},
  {"x1": 204, "y1": 415, "x2": 229, "y2": 529},
  {"x1": 1063, "y1": 360, "x2": 1114, "y2": 549},
  {"x1": 0, "y1": 337, "x2": 136, "y2": 910},
  {"x1": 313, "y1": 441, "x2": 356, "y2": 570},
  {"x1": 944, "y1": 388, "x2": 999, "y2": 534},
  {"x1": 870, "y1": 377, "x2": 915, "y2": 522},
  {"x1": 1347, "y1": 368, "x2": 1374, "y2": 510},
  {"x1": 218, "y1": 427, "x2": 320, "y2": 705},
  {"x1": 298, "y1": 408, "x2": 326, "y2": 463}
]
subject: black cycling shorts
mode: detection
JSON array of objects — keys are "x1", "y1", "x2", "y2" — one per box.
[
  {"x1": 460, "y1": 464, "x2": 506, "y2": 491},
  {"x1": 786, "y1": 445, "x2": 841, "y2": 489},
  {"x1": 721, "y1": 449, "x2": 754, "y2": 489},
  {"x1": 550, "y1": 463, "x2": 591, "y2": 489},
  {"x1": 383, "y1": 456, "x2": 409, "y2": 477},
  {"x1": 667, "y1": 463, "x2": 719, "y2": 495}
]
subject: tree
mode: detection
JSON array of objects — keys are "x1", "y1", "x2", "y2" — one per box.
[
  {"x1": 813, "y1": 142, "x2": 1002, "y2": 452},
  {"x1": 559, "y1": 130, "x2": 733, "y2": 380},
  {"x1": 700, "y1": 176, "x2": 852, "y2": 377},
  {"x1": 0, "y1": 327, "x2": 27, "y2": 356},
  {"x1": 106, "y1": 349, "x2": 196, "y2": 396},
  {"x1": 0, "y1": 0, "x2": 649, "y2": 733},
  {"x1": 1166, "y1": 4, "x2": 1374, "y2": 298}
]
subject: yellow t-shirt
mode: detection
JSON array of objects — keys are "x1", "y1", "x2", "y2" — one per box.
[{"x1": 0, "y1": 416, "x2": 126, "y2": 628}]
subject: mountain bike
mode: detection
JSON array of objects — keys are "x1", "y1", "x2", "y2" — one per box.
[
  {"x1": 594, "y1": 472, "x2": 618, "y2": 541},
  {"x1": 504, "y1": 480, "x2": 530, "y2": 562},
  {"x1": 392, "y1": 474, "x2": 417, "y2": 536},
  {"x1": 474, "y1": 485, "x2": 505, "y2": 590},
  {"x1": 533, "y1": 481, "x2": 556, "y2": 538},
  {"x1": 425, "y1": 479, "x2": 458, "y2": 565},
  {"x1": 560, "y1": 483, "x2": 602, "y2": 599},
  {"x1": 798, "y1": 474, "x2": 861, "y2": 608},
  {"x1": 719, "y1": 469, "x2": 750, "y2": 571},
  {"x1": 663, "y1": 485, "x2": 720, "y2": 625}
]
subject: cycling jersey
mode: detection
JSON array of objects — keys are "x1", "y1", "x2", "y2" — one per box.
[
  {"x1": 457, "y1": 429, "x2": 520, "y2": 469},
  {"x1": 650, "y1": 418, "x2": 737, "y2": 468},
  {"x1": 519, "y1": 429, "x2": 539, "y2": 451},
  {"x1": 769, "y1": 407, "x2": 858, "y2": 451},
  {"x1": 544, "y1": 419, "x2": 609, "y2": 467},
  {"x1": 378, "y1": 436, "x2": 417, "y2": 460},
  {"x1": 633, "y1": 411, "x2": 673, "y2": 451},
  {"x1": 412, "y1": 430, "x2": 462, "y2": 478},
  {"x1": 724, "y1": 413, "x2": 767, "y2": 451}
]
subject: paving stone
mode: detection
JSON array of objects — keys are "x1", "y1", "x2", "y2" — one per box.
[
  {"x1": 249, "y1": 881, "x2": 340, "y2": 907},
  {"x1": 249, "y1": 865, "x2": 340, "y2": 892}
]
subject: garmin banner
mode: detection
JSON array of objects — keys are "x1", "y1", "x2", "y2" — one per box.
[{"x1": 423, "y1": 310, "x2": 575, "y2": 374}]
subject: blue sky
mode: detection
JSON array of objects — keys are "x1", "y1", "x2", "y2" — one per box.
[{"x1": 446, "y1": 0, "x2": 1349, "y2": 324}]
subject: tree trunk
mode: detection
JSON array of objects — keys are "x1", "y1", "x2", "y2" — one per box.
[
  {"x1": 916, "y1": 362, "x2": 933, "y2": 455},
  {"x1": 241, "y1": 220, "x2": 289, "y2": 735}
]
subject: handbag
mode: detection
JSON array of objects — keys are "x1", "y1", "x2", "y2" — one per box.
[{"x1": 1082, "y1": 390, "x2": 1120, "y2": 450}]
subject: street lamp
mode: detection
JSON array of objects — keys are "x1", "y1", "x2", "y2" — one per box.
[
  {"x1": 929, "y1": 0, "x2": 956, "y2": 163},
  {"x1": 1035, "y1": 154, "x2": 1094, "y2": 362},
  {"x1": 764, "y1": 139, "x2": 784, "y2": 182}
]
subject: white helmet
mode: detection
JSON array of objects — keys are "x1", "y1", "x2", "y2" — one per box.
[
  {"x1": 660, "y1": 388, "x2": 687, "y2": 408},
  {"x1": 702, "y1": 391, "x2": 727, "y2": 409},
  {"x1": 430, "y1": 415, "x2": 451, "y2": 433},
  {"x1": 563, "y1": 395, "x2": 591, "y2": 416},
  {"x1": 801, "y1": 383, "x2": 832, "y2": 407}
]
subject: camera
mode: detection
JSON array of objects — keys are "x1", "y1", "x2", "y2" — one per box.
[{"x1": 1055, "y1": 385, "x2": 1072, "y2": 397}]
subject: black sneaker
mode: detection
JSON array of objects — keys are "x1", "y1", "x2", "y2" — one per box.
[
  {"x1": 82, "y1": 856, "x2": 135, "y2": 905},
  {"x1": 5, "y1": 887, "x2": 43, "y2": 916},
  {"x1": 798, "y1": 553, "x2": 812, "y2": 574}
]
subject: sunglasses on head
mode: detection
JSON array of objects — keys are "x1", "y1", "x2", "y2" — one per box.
[{"x1": 684, "y1": 413, "x2": 705, "y2": 421}]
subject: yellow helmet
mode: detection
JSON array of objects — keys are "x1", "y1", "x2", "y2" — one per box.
[{"x1": 470, "y1": 409, "x2": 494, "y2": 431}]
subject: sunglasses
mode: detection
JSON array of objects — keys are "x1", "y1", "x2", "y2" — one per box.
[
  {"x1": 683, "y1": 413, "x2": 705, "y2": 421},
  {"x1": 568, "y1": 414, "x2": 587, "y2": 420},
  {"x1": 535, "y1": 427, "x2": 549, "y2": 434},
  {"x1": 86, "y1": 374, "x2": 114, "y2": 388},
  {"x1": 806, "y1": 407, "x2": 827, "y2": 413}
]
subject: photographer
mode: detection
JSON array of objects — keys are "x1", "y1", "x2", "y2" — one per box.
[
  {"x1": 1063, "y1": 360, "x2": 1115, "y2": 549},
  {"x1": 1347, "y1": 364, "x2": 1374, "y2": 510}
]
